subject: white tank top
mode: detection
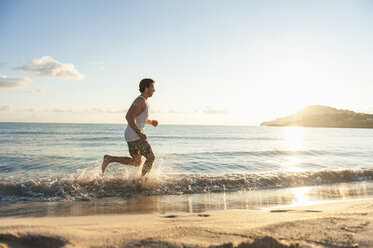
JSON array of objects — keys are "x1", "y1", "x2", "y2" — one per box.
[{"x1": 124, "y1": 95, "x2": 149, "y2": 142}]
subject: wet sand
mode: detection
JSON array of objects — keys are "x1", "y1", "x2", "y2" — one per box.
[
  {"x1": 0, "y1": 198, "x2": 373, "y2": 247},
  {"x1": 1, "y1": 181, "x2": 372, "y2": 218}
]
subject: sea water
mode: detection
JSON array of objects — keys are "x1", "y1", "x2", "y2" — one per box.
[{"x1": 0, "y1": 122, "x2": 373, "y2": 204}]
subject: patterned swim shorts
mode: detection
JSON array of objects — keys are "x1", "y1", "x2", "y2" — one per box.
[{"x1": 127, "y1": 139, "x2": 153, "y2": 157}]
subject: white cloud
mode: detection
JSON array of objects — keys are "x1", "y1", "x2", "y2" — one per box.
[
  {"x1": 203, "y1": 106, "x2": 229, "y2": 115},
  {"x1": 0, "y1": 75, "x2": 32, "y2": 89},
  {"x1": 23, "y1": 108, "x2": 37, "y2": 112},
  {"x1": 0, "y1": 105, "x2": 14, "y2": 111},
  {"x1": 0, "y1": 62, "x2": 6, "y2": 67},
  {"x1": 41, "y1": 107, "x2": 125, "y2": 114},
  {"x1": 153, "y1": 107, "x2": 230, "y2": 115},
  {"x1": 47, "y1": 108, "x2": 74, "y2": 113},
  {"x1": 167, "y1": 109, "x2": 184, "y2": 114},
  {"x1": 13, "y1": 56, "x2": 85, "y2": 80},
  {"x1": 0, "y1": 106, "x2": 127, "y2": 115},
  {"x1": 27, "y1": 87, "x2": 46, "y2": 94},
  {"x1": 165, "y1": 109, "x2": 194, "y2": 114},
  {"x1": 0, "y1": 105, "x2": 37, "y2": 112},
  {"x1": 91, "y1": 61, "x2": 105, "y2": 70},
  {"x1": 83, "y1": 108, "x2": 125, "y2": 114}
]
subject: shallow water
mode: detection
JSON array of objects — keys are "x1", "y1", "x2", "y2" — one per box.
[
  {"x1": 1, "y1": 181, "x2": 372, "y2": 217},
  {"x1": 1, "y1": 123, "x2": 373, "y2": 203}
]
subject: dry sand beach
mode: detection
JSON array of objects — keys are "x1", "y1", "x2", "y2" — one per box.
[{"x1": 1, "y1": 198, "x2": 372, "y2": 248}]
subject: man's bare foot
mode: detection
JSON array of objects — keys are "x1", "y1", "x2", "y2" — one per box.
[
  {"x1": 132, "y1": 176, "x2": 148, "y2": 184},
  {"x1": 101, "y1": 155, "x2": 111, "y2": 173}
]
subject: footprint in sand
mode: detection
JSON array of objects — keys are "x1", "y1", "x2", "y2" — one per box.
[
  {"x1": 270, "y1": 210, "x2": 294, "y2": 213},
  {"x1": 270, "y1": 209, "x2": 322, "y2": 213},
  {"x1": 164, "y1": 215, "x2": 177, "y2": 218}
]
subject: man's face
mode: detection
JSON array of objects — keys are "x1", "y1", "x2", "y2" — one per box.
[{"x1": 146, "y1": 83, "x2": 155, "y2": 97}]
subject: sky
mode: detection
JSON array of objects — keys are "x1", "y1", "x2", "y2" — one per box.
[{"x1": 1, "y1": 0, "x2": 373, "y2": 125}]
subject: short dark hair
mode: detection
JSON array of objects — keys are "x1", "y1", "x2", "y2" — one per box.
[{"x1": 139, "y1": 78, "x2": 155, "y2": 92}]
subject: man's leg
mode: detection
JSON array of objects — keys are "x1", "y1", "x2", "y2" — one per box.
[
  {"x1": 102, "y1": 154, "x2": 142, "y2": 173},
  {"x1": 141, "y1": 152, "x2": 155, "y2": 177}
]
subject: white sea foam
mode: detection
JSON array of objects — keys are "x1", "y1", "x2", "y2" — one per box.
[{"x1": 1, "y1": 167, "x2": 372, "y2": 202}]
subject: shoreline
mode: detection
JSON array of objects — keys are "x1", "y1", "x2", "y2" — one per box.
[
  {"x1": 0, "y1": 198, "x2": 372, "y2": 247},
  {"x1": 1, "y1": 180, "x2": 372, "y2": 218}
]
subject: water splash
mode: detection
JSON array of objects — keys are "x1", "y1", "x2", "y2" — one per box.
[{"x1": 1, "y1": 166, "x2": 373, "y2": 202}]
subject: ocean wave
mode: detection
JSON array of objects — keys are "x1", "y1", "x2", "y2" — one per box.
[
  {"x1": 150, "y1": 135, "x2": 279, "y2": 141},
  {"x1": 1, "y1": 168, "x2": 372, "y2": 202},
  {"x1": 166, "y1": 150, "x2": 341, "y2": 157},
  {"x1": 0, "y1": 130, "x2": 120, "y2": 136},
  {"x1": 67, "y1": 136, "x2": 120, "y2": 142}
]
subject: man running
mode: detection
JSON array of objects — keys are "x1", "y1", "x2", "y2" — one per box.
[{"x1": 101, "y1": 78, "x2": 158, "y2": 177}]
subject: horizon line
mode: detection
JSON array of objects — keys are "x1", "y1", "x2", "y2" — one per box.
[{"x1": 0, "y1": 121, "x2": 261, "y2": 127}]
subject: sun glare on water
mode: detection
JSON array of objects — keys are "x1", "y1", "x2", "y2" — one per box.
[
  {"x1": 284, "y1": 126, "x2": 304, "y2": 151},
  {"x1": 286, "y1": 157, "x2": 304, "y2": 172},
  {"x1": 284, "y1": 127, "x2": 305, "y2": 172},
  {"x1": 291, "y1": 186, "x2": 312, "y2": 206}
]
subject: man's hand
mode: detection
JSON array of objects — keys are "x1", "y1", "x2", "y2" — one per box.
[
  {"x1": 147, "y1": 119, "x2": 158, "y2": 127},
  {"x1": 138, "y1": 133, "x2": 147, "y2": 141},
  {"x1": 151, "y1": 120, "x2": 158, "y2": 127}
]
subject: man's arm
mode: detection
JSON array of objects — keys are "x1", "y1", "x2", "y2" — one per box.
[{"x1": 126, "y1": 98, "x2": 147, "y2": 140}]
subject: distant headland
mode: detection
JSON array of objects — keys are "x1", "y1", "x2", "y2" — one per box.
[{"x1": 261, "y1": 105, "x2": 373, "y2": 128}]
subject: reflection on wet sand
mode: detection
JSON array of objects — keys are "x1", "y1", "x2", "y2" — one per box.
[{"x1": 1, "y1": 181, "x2": 372, "y2": 218}]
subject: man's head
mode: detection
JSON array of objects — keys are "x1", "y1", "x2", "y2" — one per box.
[{"x1": 139, "y1": 78, "x2": 155, "y2": 97}]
